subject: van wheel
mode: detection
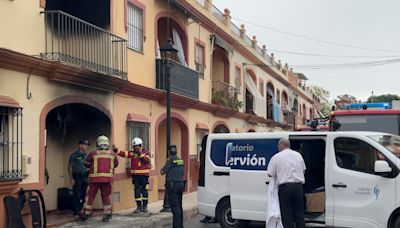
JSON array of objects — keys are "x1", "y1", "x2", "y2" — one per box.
[
  {"x1": 216, "y1": 199, "x2": 248, "y2": 228},
  {"x1": 391, "y1": 216, "x2": 400, "y2": 228}
]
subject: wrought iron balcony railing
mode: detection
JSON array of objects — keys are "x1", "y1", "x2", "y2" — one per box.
[
  {"x1": 211, "y1": 81, "x2": 242, "y2": 111},
  {"x1": 41, "y1": 11, "x2": 127, "y2": 79},
  {"x1": 156, "y1": 59, "x2": 199, "y2": 99}
]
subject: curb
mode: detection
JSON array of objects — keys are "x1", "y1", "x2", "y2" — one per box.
[{"x1": 140, "y1": 207, "x2": 199, "y2": 228}]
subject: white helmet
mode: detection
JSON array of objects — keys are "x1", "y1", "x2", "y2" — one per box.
[
  {"x1": 132, "y1": 137, "x2": 143, "y2": 147},
  {"x1": 97, "y1": 135, "x2": 110, "y2": 150}
]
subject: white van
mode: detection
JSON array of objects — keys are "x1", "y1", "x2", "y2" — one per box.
[{"x1": 197, "y1": 131, "x2": 400, "y2": 228}]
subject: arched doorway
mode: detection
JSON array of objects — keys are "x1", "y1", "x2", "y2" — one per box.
[
  {"x1": 157, "y1": 15, "x2": 188, "y2": 65},
  {"x1": 43, "y1": 103, "x2": 111, "y2": 211},
  {"x1": 293, "y1": 99, "x2": 299, "y2": 113},
  {"x1": 155, "y1": 113, "x2": 189, "y2": 198},
  {"x1": 282, "y1": 91, "x2": 289, "y2": 110},
  {"x1": 213, "y1": 122, "x2": 230, "y2": 133},
  {"x1": 245, "y1": 70, "x2": 257, "y2": 114},
  {"x1": 309, "y1": 108, "x2": 314, "y2": 121},
  {"x1": 266, "y1": 82, "x2": 275, "y2": 120},
  {"x1": 211, "y1": 47, "x2": 230, "y2": 83}
]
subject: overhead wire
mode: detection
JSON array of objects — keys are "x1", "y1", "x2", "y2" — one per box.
[{"x1": 232, "y1": 17, "x2": 400, "y2": 54}]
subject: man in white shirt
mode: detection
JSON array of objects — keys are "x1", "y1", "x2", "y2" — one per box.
[{"x1": 267, "y1": 138, "x2": 306, "y2": 228}]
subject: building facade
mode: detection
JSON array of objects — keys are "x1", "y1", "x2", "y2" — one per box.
[{"x1": 0, "y1": 0, "x2": 320, "y2": 225}]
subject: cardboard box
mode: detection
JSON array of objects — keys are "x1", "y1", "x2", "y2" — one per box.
[{"x1": 305, "y1": 192, "x2": 325, "y2": 212}]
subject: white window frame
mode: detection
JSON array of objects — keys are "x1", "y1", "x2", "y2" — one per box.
[
  {"x1": 127, "y1": 3, "x2": 144, "y2": 52},
  {"x1": 195, "y1": 43, "x2": 205, "y2": 77}
]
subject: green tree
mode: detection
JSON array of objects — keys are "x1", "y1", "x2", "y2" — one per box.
[
  {"x1": 312, "y1": 85, "x2": 332, "y2": 117},
  {"x1": 366, "y1": 94, "x2": 400, "y2": 103}
]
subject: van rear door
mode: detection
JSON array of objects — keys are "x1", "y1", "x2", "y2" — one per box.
[{"x1": 229, "y1": 137, "x2": 280, "y2": 221}]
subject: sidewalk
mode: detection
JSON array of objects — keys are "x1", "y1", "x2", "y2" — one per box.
[{"x1": 59, "y1": 192, "x2": 198, "y2": 228}]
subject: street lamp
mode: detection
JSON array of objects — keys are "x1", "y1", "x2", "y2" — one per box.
[
  {"x1": 159, "y1": 38, "x2": 178, "y2": 213},
  {"x1": 159, "y1": 38, "x2": 179, "y2": 152}
]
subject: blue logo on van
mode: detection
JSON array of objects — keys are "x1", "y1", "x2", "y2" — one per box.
[
  {"x1": 210, "y1": 139, "x2": 280, "y2": 170},
  {"x1": 373, "y1": 185, "x2": 380, "y2": 200}
]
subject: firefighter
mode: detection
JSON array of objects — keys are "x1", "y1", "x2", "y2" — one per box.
[
  {"x1": 115, "y1": 137, "x2": 151, "y2": 213},
  {"x1": 80, "y1": 135, "x2": 119, "y2": 223}
]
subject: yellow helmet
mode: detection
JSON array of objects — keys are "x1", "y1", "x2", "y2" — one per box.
[{"x1": 96, "y1": 135, "x2": 110, "y2": 150}]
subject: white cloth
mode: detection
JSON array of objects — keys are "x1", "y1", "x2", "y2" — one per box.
[
  {"x1": 245, "y1": 73, "x2": 267, "y2": 118},
  {"x1": 266, "y1": 176, "x2": 283, "y2": 228},
  {"x1": 157, "y1": 39, "x2": 161, "y2": 59},
  {"x1": 172, "y1": 28, "x2": 187, "y2": 66},
  {"x1": 267, "y1": 148, "x2": 306, "y2": 186}
]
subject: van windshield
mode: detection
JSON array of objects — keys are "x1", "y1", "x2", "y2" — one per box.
[{"x1": 368, "y1": 135, "x2": 400, "y2": 158}]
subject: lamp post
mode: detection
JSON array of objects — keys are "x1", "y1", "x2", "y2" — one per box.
[{"x1": 159, "y1": 38, "x2": 179, "y2": 212}]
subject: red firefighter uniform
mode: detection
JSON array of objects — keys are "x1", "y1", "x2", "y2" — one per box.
[
  {"x1": 83, "y1": 148, "x2": 118, "y2": 219},
  {"x1": 118, "y1": 146, "x2": 151, "y2": 213}
]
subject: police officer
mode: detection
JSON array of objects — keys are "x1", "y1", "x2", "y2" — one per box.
[
  {"x1": 68, "y1": 139, "x2": 89, "y2": 217},
  {"x1": 161, "y1": 145, "x2": 185, "y2": 228}
]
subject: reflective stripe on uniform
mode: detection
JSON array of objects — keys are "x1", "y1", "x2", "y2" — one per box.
[
  {"x1": 131, "y1": 169, "x2": 150, "y2": 174},
  {"x1": 89, "y1": 173, "x2": 113, "y2": 177},
  {"x1": 173, "y1": 159, "x2": 184, "y2": 165},
  {"x1": 93, "y1": 154, "x2": 115, "y2": 177},
  {"x1": 135, "y1": 197, "x2": 143, "y2": 201}
]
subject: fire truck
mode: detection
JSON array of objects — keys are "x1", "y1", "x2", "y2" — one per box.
[{"x1": 330, "y1": 102, "x2": 400, "y2": 135}]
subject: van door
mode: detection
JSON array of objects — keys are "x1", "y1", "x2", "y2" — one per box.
[
  {"x1": 229, "y1": 137, "x2": 280, "y2": 221},
  {"x1": 327, "y1": 134, "x2": 397, "y2": 228}
]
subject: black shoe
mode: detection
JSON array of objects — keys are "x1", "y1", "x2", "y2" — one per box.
[
  {"x1": 200, "y1": 217, "x2": 211, "y2": 224},
  {"x1": 79, "y1": 214, "x2": 89, "y2": 222},
  {"x1": 141, "y1": 206, "x2": 148, "y2": 213},
  {"x1": 209, "y1": 218, "x2": 218, "y2": 223},
  {"x1": 102, "y1": 214, "x2": 111, "y2": 223},
  {"x1": 160, "y1": 207, "x2": 171, "y2": 213},
  {"x1": 134, "y1": 205, "x2": 142, "y2": 214}
]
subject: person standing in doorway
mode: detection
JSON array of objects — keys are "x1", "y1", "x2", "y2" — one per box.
[
  {"x1": 81, "y1": 135, "x2": 118, "y2": 223},
  {"x1": 161, "y1": 145, "x2": 185, "y2": 228},
  {"x1": 68, "y1": 139, "x2": 90, "y2": 217},
  {"x1": 115, "y1": 137, "x2": 151, "y2": 214},
  {"x1": 267, "y1": 138, "x2": 306, "y2": 228}
]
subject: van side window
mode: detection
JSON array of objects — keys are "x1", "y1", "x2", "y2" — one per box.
[{"x1": 334, "y1": 138, "x2": 379, "y2": 175}]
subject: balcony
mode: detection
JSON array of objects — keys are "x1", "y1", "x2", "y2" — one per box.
[
  {"x1": 211, "y1": 81, "x2": 242, "y2": 111},
  {"x1": 41, "y1": 11, "x2": 127, "y2": 80},
  {"x1": 156, "y1": 59, "x2": 199, "y2": 99}
]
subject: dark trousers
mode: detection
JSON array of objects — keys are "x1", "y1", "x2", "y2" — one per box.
[
  {"x1": 167, "y1": 182, "x2": 184, "y2": 228},
  {"x1": 278, "y1": 183, "x2": 305, "y2": 228},
  {"x1": 72, "y1": 173, "x2": 88, "y2": 215},
  {"x1": 132, "y1": 175, "x2": 149, "y2": 205}
]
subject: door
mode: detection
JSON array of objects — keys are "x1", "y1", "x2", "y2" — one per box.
[
  {"x1": 229, "y1": 137, "x2": 280, "y2": 221},
  {"x1": 327, "y1": 134, "x2": 397, "y2": 228}
]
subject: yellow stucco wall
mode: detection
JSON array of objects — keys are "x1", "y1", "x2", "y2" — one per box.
[
  {"x1": 0, "y1": 0, "x2": 44, "y2": 55},
  {"x1": 0, "y1": 0, "x2": 319, "y2": 216},
  {"x1": 0, "y1": 69, "x2": 113, "y2": 184}
]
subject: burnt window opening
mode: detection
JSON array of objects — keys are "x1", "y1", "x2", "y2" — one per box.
[
  {"x1": 45, "y1": 0, "x2": 110, "y2": 29},
  {"x1": 0, "y1": 107, "x2": 23, "y2": 181}
]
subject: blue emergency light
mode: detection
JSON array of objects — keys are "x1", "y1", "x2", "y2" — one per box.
[{"x1": 344, "y1": 103, "x2": 391, "y2": 110}]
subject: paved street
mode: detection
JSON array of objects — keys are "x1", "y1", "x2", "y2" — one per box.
[{"x1": 184, "y1": 214, "x2": 265, "y2": 228}]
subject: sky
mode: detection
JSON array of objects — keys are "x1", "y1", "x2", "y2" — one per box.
[{"x1": 213, "y1": 0, "x2": 400, "y2": 101}]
